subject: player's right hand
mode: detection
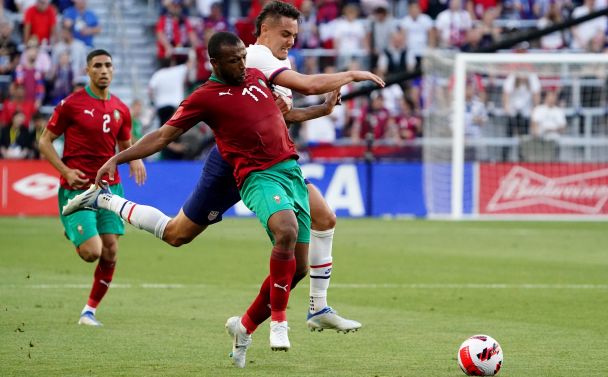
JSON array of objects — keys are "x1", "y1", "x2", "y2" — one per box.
[
  {"x1": 65, "y1": 169, "x2": 89, "y2": 189},
  {"x1": 96, "y1": 158, "x2": 117, "y2": 186},
  {"x1": 352, "y1": 71, "x2": 385, "y2": 88}
]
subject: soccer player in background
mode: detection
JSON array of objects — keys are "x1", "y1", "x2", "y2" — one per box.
[
  {"x1": 64, "y1": 32, "x2": 314, "y2": 367},
  {"x1": 38, "y1": 49, "x2": 147, "y2": 326}
]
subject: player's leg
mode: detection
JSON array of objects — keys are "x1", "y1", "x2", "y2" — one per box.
[
  {"x1": 62, "y1": 146, "x2": 240, "y2": 246},
  {"x1": 59, "y1": 187, "x2": 105, "y2": 325},
  {"x1": 226, "y1": 161, "x2": 301, "y2": 367},
  {"x1": 306, "y1": 183, "x2": 362, "y2": 332}
]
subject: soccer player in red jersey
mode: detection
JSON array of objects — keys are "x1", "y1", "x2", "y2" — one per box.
[
  {"x1": 64, "y1": 32, "x2": 316, "y2": 368},
  {"x1": 38, "y1": 49, "x2": 146, "y2": 326}
]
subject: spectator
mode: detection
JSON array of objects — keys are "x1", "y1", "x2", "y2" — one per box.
[
  {"x1": 502, "y1": 71, "x2": 540, "y2": 160},
  {"x1": 316, "y1": 0, "x2": 340, "y2": 24},
  {"x1": 62, "y1": 0, "x2": 101, "y2": 47},
  {"x1": 18, "y1": 36, "x2": 51, "y2": 76},
  {"x1": 435, "y1": 0, "x2": 473, "y2": 49},
  {"x1": 0, "y1": 83, "x2": 36, "y2": 128},
  {"x1": 14, "y1": 40, "x2": 46, "y2": 108},
  {"x1": 467, "y1": 0, "x2": 502, "y2": 20},
  {"x1": 156, "y1": 0, "x2": 197, "y2": 61},
  {"x1": 477, "y1": 7, "x2": 501, "y2": 46},
  {"x1": 502, "y1": 71, "x2": 541, "y2": 137},
  {"x1": 295, "y1": 0, "x2": 320, "y2": 49},
  {"x1": 538, "y1": 2, "x2": 565, "y2": 50},
  {"x1": 421, "y1": 0, "x2": 449, "y2": 19},
  {"x1": 0, "y1": 18, "x2": 19, "y2": 99},
  {"x1": 513, "y1": 0, "x2": 537, "y2": 20},
  {"x1": 400, "y1": 2, "x2": 434, "y2": 69},
  {"x1": 464, "y1": 79, "x2": 488, "y2": 139},
  {"x1": 351, "y1": 92, "x2": 392, "y2": 143},
  {"x1": 29, "y1": 110, "x2": 46, "y2": 159},
  {"x1": 0, "y1": 111, "x2": 35, "y2": 158},
  {"x1": 46, "y1": 50, "x2": 74, "y2": 105},
  {"x1": 530, "y1": 90, "x2": 566, "y2": 140},
  {"x1": 377, "y1": 30, "x2": 416, "y2": 78},
  {"x1": 23, "y1": 0, "x2": 57, "y2": 45},
  {"x1": 52, "y1": 22, "x2": 88, "y2": 77},
  {"x1": 571, "y1": 0, "x2": 607, "y2": 50},
  {"x1": 368, "y1": 4, "x2": 398, "y2": 71},
  {"x1": 53, "y1": 0, "x2": 75, "y2": 13},
  {"x1": 379, "y1": 82, "x2": 405, "y2": 117},
  {"x1": 201, "y1": 1, "x2": 230, "y2": 33},
  {"x1": 393, "y1": 96, "x2": 422, "y2": 141},
  {"x1": 300, "y1": 102, "x2": 338, "y2": 144},
  {"x1": 332, "y1": 3, "x2": 369, "y2": 70},
  {"x1": 148, "y1": 56, "x2": 188, "y2": 127}
]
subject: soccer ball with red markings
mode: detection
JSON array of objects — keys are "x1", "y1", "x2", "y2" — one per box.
[{"x1": 457, "y1": 334, "x2": 503, "y2": 376}]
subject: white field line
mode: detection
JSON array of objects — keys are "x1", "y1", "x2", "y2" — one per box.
[{"x1": 1, "y1": 283, "x2": 607, "y2": 289}]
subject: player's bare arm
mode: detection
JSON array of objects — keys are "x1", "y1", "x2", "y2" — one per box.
[
  {"x1": 274, "y1": 69, "x2": 385, "y2": 96},
  {"x1": 117, "y1": 139, "x2": 147, "y2": 186},
  {"x1": 283, "y1": 89, "x2": 341, "y2": 124},
  {"x1": 96, "y1": 124, "x2": 183, "y2": 185},
  {"x1": 39, "y1": 128, "x2": 89, "y2": 189}
]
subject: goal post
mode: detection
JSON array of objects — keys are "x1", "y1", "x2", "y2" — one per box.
[{"x1": 423, "y1": 51, "x2": 608, "y2": 219}]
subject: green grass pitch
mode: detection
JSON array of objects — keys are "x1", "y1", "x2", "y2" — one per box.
[{"x1": 1, "y1": 217, "x2": 607, "y2": 376}]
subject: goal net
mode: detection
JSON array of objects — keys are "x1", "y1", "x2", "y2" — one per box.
[{"x1": 422, "y1": 51, "x2": 608, "y2": 219}]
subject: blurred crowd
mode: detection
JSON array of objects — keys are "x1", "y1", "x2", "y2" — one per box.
[{"x1": 2, "y1": 0, "x2": 608, "y2": 160}]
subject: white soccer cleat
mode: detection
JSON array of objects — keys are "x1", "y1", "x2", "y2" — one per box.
[
  {"x1": 78, "y1": 311, "x2": 103, "y2": 327},
  {"x1": 62, "y1": 180, "x2": 110, "y2": 216},
  {"x1": 306, "y1": 306, "x2": 362, "y2": 333},
  {"x1": 225, "y1": 316, "x2": 252, "y2": 368},
  {"x1": 269, "y1": 321, "x2": 290, "y2": 351}
]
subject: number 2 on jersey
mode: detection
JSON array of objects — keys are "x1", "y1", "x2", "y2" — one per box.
[{"x1": 102, "y1": 114, "x2": 111, "y2": 133}]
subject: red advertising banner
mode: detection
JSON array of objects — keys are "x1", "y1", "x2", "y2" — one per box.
[
  {"x1": 479, "y1": 163, "x2": 608, "y2": 215},
  {"x1": 0, "y1": 160, "x2": 60, "y2": 216}
]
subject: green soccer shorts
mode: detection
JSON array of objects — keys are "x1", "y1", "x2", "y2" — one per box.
[
  {"x1": 58, "y1": 184, "x2": 125, "y2": 247},
  {"x1": 240, "y1": 159, "x2": 311, "y2": 244}
]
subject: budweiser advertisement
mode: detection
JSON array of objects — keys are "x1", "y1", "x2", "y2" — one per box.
[
  {"x1": 0, "y1": 160, "x2": 60, "y2": 216},
  {"x1": 479, "y1": 163, "x2": 608, "y2": 215}
]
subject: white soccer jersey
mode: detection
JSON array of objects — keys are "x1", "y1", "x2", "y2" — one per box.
[{"x1": 246, "y1": 44, "x2": 292, "y2": 98}]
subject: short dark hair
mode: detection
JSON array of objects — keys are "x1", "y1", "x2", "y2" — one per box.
[
  {"x1": 208, "y1": 31, "x2": 242, "y2": 60},
  {"x1": 254, "y1": 1, "x2": 300, "y2": 37},
  {"x1": 86, "y1": 49, "x2": 112, "y2": 65}
]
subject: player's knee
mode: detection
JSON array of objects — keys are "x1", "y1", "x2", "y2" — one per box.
[
  {"x1": 78, "y1": 247, "x2": 101, "y2": 263},
  {"x1": 312, "y1": 211, "x2": 336, "y2": 231},
  {"x1": 272, "y1": 222, "x2": 298, "y2": 248}
]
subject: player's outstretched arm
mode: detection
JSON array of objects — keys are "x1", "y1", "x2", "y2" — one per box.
[
  {"x1": 95, "y1": 125, "x2": 183, "y2": 185},
  {"x1": 39, "y1": 128, "x2": 89, "y2": 189},
  {"x1": 117, "y1": 139, "x2": 147, "y2": 186},
  {"x1": 274, "y1": 70, "x2": 385, "y2": 96},
  {"x1": 283, "y1": 89, "x2": 341, "y2": 124}
]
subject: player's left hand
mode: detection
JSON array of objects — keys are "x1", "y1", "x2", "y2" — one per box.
[
  {"x1": 273, "y1": 91, "x2": 293, "y2": 115},
  {"x1": 323, "y1": 89, "x2": 341, "y2": 114},
  {"x1": 129, "y1": 159, "x2": 147, "y2": 186}
]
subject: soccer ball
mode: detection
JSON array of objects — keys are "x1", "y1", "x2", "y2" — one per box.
[{"x1": 457, "y1": 334, "x2": 503, "y2": 376}]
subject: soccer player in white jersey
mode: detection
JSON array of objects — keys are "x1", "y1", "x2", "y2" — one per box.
[
  {"x1": 245, "y1": 1, "x2": 384, "y2": 332},
  {"x1": 63, "y1": 1, "x2": 384, "y2": 340}
]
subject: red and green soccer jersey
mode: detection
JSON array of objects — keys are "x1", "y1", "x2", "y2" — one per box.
[
  {"x1": 166, "y1": 68, "x2": 298, "y2": 188},
  {"x1": 46, "y1": 86, "x2": 132, "y2": 189}
]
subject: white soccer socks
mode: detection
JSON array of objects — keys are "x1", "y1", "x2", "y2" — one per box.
[
  {"x1": 97, "y1": 193, "x2": 170, "y2": 239},
  {"x1": 308, "y1": 228, "x2": 334, "y2": 313}
]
